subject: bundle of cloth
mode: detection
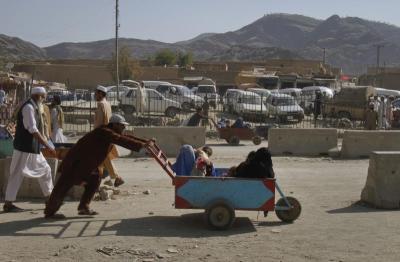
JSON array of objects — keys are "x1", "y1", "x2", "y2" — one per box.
[{"x1": 228, "y1": 147, "x2": 275, "y2": 179}]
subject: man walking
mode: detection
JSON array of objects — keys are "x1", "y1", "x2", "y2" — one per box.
[
  {"x1": 44, "y1": 114, "x2": 153, "y2": 218},
  {"x1": 3, "y1": 87, "x2": 56, "y2": 212},
  {"x1": 94, "y1": 85, "x2": 124, "y2": 187}
]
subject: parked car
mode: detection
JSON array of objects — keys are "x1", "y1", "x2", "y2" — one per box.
[
  {"x1": 120, "y1": 88, "x2": 181, "y2": 118},
  {"x1": 121, "y1": 80, "x2": 140, "y2": 88},
  {"x1": 46, "y1": 89, "x2": 75, "y2": 102},
  {"x1": 156, "y1": 84, "x2": 204, "y2": 111},
  {"x1": 223, "y1": 89, "x2": 267, "y2": 119},
  {"x1": 105, "y1": 85, "x2": 131, "y2": 100},
  {"x1": 223, "y1": 89, "x2": 244, "y2": 113},
  {"x1": 193, "y1": 85, "x2": 219, "y2": 108},
  {"x1": 246, "y1": 88, "x2": 271, "y2": 104},
  {"x1": 273, "y1": 88, "x2": 303, "y2": 102},
  {"x1": 74, "y1": 89, "x2": 92, "y2": 101},
  {"x1": 392, "y1": 98, "x2": 400, "y2": 109},
  {"x1": 266, "y1": 93, "x2": 304, "y2": 123},
  {"x1": 142, "y1": 81, "x2": 171, "y2": 89}
]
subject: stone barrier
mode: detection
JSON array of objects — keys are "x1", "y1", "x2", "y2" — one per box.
[
  {"x1": 341, "y1": 130, "x2": 400, "y2": 158},
  {"x1": 361, "y1": 151, "x2": 400, "y2": 209},
  {"x1": 268, "y1": 128, "x2": 338, "y2": 156},
  {"x1": 0, "y1": 157, "x2": 58, "y2": 199},
  {"x1": 127, "y1": 127, "x2": 206, "y2": 157}
]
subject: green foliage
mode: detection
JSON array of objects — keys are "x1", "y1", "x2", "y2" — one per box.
[
  {"x1": 154, "y1": 49, "x2": 176, "y2": 66},
  {"x1": 177, "y1": 52, "x2": 193, "y2": 67},
  {"x1": 110, "y1": 46, "x2": 141, "y2": 82}
]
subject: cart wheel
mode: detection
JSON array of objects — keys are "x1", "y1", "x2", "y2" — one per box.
[
  {"x1": 275, "y1": 197, "x2": 301, "y2": 223},
  {"x1": 206, "y1": 202, "x2": 235, "y2": 230},
  {"x1": 229, "y1": 136, "x2": 240, "y2": 146},
  {"x1": 252, "y1": 135, "x2": 262, "y2": 145}
]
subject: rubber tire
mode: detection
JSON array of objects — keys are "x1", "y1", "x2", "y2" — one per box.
[
  {"x1": 165, "y1": 107, "x2": 178, "y2": 118},
  {"x1": 181, "y1": 102, "x2": 191, "y2": 111},
  {"x1": 275, "y1": 196, "x2": 302, "y2": 223},
  {"x1": 252, "y1": 135, "x2": 262, "y2": 145},
  {"x1": 229, "y1": 136, "x2": 240, "y2": 146},
  {"x1": 206, "y1": 202, "x2": 235, "y2": 230},
  {"x1": 122, "y1": 105, "x2": 135, "y2": 115}
]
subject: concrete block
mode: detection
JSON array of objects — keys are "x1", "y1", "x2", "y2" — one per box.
[
  {"x1": 361, "y1": 151, "x2": 400, "y2": 209},
  {"x1": 268, "y1": 128, "x2": 338, "y2": 156},
  {"x1": 341, "y1": 131, "x2": 400, "y2": 158},
  {"x1": 1, "y1": 157, "x2": 58, "y2": 199},
  {"x1": 127, "y1": 127, "x2": 206, "y2": 157}
]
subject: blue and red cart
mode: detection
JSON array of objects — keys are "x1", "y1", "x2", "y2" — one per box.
[{"x1": 147, "y1": 144, "x2": 302, "y2": 230}]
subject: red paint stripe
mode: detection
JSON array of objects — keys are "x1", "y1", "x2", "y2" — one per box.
[{"x1": 175, "y1": 195, "x2": 193, "y2": 209}]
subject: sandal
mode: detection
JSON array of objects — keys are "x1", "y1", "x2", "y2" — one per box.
[
  {"x1": 78, "y1": 209, "x2": 99, "y2": 216},
  {"x1": 3, "y1": 203, "x2": 24, "y2": 213},
  {"x1": 114, "y1": 177, "x2": 125, "y2": 187}
]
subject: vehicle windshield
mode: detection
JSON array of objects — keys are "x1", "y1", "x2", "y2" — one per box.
[
  {"x1": 276, "y1": 97, "x2": 296, "y2": 106},
  {"x1": 241, "y1": 95, "x2": 262, "y2": 104},
  {"x1": 197, "y1": 86, "x2": 215, "y2": 93}
]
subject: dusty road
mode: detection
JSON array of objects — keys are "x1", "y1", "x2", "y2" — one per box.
[{"x1": 0, "y1": 140, "x2": 398, "y2": 262}]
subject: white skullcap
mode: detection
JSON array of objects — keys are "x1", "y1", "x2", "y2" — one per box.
[
  {"x1": 31, "y1": 86, "x2": 46, "y2": 95},
  {"x1": 109, "y1": 114, "x2": 129, "y2": 126},
  {"x1": 96, "y1": 85, "x2": 108, "y2": 94}
]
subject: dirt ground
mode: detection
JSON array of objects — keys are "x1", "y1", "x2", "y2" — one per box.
[{"x1": 0, "y1": 139, "x2": 398, "y2": 262}]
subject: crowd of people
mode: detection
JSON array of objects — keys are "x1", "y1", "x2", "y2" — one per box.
[
  {"x1": 2, "y1": 84, "x2": 277, "y2": 219},
  {"x1": 2, "y1": 86, "x2": 154, "y2": 218},
  {"x1": 365, "y1": 95, "x2": 395, "y2": 130}
]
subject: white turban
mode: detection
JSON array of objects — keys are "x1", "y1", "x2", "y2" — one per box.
[
  {"x1": 31, "y1": 86, "x2": 46, "y2": 95},
  {"x1": 96, "y1": 85, "x2": 108, "y2": 93}
]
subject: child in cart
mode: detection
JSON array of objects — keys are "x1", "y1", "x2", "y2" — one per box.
[{"x1": 172, "y1": 145, "x2": 216, "y2": 176}]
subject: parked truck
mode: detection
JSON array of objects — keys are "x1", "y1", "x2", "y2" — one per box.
[{"x1": 322, "y1": 86, "x2": 376, "y2": 121}]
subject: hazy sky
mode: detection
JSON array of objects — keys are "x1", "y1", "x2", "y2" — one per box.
[{"x1": 1, "y1": 0, "x2": 400, "y2": 47}]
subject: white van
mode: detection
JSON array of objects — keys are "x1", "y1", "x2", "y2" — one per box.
[
  {"x1": 300, "y1": 86, "x2": 334, "y2": 113},
  {"x1": 156, "y1": 84, "x2": 204, "y2": 111},
  {"x1": 120, "y1": 88, "x2": 181, "y2": 117},
  {"x1": 246, "y1": 88, "x2": 272, "y2": 104},
  {"x1": 224, "y1": 90, "x2": 268, "y2": 118},
  {"x1": 266, "y1": 93, "x2": 304, "y2": 123},
  {"x1": 142, "y1": 81, "x2": 172, "y2": 89},
  {"x1": 193, "y1": 85, "x2": 220, "y2": 108},
  {"x1": 375, "y1": 87, "x2": 400, "y2": 98}
]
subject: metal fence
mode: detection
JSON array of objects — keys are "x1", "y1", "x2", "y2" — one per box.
[{"x1": 55, "y1": 89, "x2": 380, "y2": 135}]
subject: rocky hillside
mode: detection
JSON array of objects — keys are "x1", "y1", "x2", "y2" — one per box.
[
  {"x1": 0, "y1": 34, "x2": 46, "y2": 61},
  {"x1": 4, "y1": 13, "x2": 400, "y2": 74}
]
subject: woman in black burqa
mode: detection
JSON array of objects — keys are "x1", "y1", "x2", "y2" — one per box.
[{"x1": 230, "y1": 147, "x2": 275, "y2": 179}]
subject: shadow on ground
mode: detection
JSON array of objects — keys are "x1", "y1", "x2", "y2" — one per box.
[
  {"x1": 327, "y1": 201, "x2": 399, "y2": 214},
  {"x1": 0, "y1": 213, "x2": 266, "y2": 239}
]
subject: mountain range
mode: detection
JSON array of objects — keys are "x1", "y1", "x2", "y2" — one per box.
[{"x1": 3, "y1": 13, "x2": 400, "y2": 74}]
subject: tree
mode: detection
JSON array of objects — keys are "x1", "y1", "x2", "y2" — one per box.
[
  {"x1": 110, "y1": 46, "x2": 141, "y2": 82},
  {"x1": 177, "y1": 52, "x2": 193, "y2": 67},
  {"x1": 154, "y1": 49, "x2": 176, "y2": 66}
]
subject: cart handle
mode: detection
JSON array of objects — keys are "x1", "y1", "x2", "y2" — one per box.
[{"x1": 146, "y1": 143, "x2": 175, "y2": 182}]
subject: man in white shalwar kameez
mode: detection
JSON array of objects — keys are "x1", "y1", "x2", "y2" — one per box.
[
  {"x1": 3, "y1": 87, "x2": 57, "y2": 212},
  {"x1": 136, "y1": 82, "x2": 147, "y2": 116}
]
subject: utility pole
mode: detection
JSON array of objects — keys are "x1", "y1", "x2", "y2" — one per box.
[
  {"x1": 322, "y1": 48, "x2": 326, "y2": 65},
  {"x1": 115, "y1": 0, "x2": 120, "y2": 100}
]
